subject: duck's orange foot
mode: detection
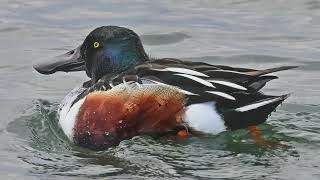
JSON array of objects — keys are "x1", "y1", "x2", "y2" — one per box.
[
  {"x1": 177, "y1": 129, "x2": 189, "y2": 138},
  {"x1": 247, "y1": 126, "x2": 269, "y2": 146},
  {"x1": 161, "y1": 129, "x2": 190, "y2": 141}
]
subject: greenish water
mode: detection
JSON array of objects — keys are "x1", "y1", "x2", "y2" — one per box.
[{"x1": 0, "y1": 0, "x2": 319, "y2": 179}]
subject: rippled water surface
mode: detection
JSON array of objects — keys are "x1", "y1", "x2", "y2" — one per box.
[{"x1": 0, "y1": 0, "x2": 320, "y2": 179}]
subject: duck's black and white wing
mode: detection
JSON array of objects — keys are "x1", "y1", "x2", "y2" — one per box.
[
  {"x1": 94, "y1": 58, "x2": 297, "y2": 131},
  {"x1": 120, "y1": 58, "x2": 296, "y2": 130}
]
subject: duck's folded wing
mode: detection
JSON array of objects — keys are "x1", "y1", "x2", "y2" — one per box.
[
  {"x1": 97, "y1": 58, "x2": 296, "y2": 108},
  {"x1": 132, "y1": 59, "x2": 296, "y2": 130},
  {"x1": 128, "y1": 58, "x2": 293, "y2": 94}
]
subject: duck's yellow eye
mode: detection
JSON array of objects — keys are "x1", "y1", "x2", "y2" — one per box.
[{"x1": 93, "y1": 42, "x2": 100, "y2": 48}]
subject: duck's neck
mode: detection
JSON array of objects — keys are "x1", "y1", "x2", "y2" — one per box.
[{"x1": 106, "y1": 42, "x2": 148, "y2": 73}]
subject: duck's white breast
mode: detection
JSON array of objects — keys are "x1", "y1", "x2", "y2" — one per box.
[{"x1": 58, "y1": 86, "x2": 86, "y2": 141}]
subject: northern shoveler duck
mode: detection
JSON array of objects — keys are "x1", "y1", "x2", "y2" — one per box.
[{"x1": 34, "y1": 26, "x2": 297, "y2": 150}]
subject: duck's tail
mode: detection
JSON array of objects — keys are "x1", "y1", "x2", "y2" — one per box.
[
  {"x1": 223, "y1": 94, "x2": 289, "y2": 130},
  {"x1": 246, "y1": 66, "x2": 298, "y2": 76}
]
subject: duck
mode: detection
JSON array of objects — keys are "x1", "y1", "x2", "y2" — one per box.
[{"x1": 33, "y1": 26, "x2": 297, "y2": 150}]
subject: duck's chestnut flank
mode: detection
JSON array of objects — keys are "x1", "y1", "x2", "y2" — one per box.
[{"x1": 73, "y1": 84, "x2": 186, "y2": 149}]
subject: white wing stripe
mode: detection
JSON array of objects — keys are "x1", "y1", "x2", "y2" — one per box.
[
  {"x1": 174, "y1": 73, "x2": 215, "y2": 88},
  {"x1": 235, "y1": 97, "x2": 282, "y2": 112},
  {"x1": 151, "y1": 67, "x2": 209, "y2": 77},
  {"x1": 206, "y1": 91, "x2": 236, "y2": 101},
  {"x1": 177, "y1": 89, "x2": 200, "y2": 96},
  {"x1": 208, "y1": 80, "x2": 247, "y2": 90}
]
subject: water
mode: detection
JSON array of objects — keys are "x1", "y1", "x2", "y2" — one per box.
[{"x1": 0, "y1": 0, "x2": 319, "y2": 179}]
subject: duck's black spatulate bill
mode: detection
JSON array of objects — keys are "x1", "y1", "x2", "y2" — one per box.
[{"x1": 33, "y1": 45, "x2": 85, "y2": 75}]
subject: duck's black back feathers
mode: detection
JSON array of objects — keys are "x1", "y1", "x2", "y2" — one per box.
[{"x1": 77, "y1": 58, "x2": 296, "y2": 130}]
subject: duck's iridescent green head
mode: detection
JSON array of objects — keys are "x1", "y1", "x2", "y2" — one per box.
[{"x1": 34, "y1": 26, "x2": 148, "y2": 82}]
